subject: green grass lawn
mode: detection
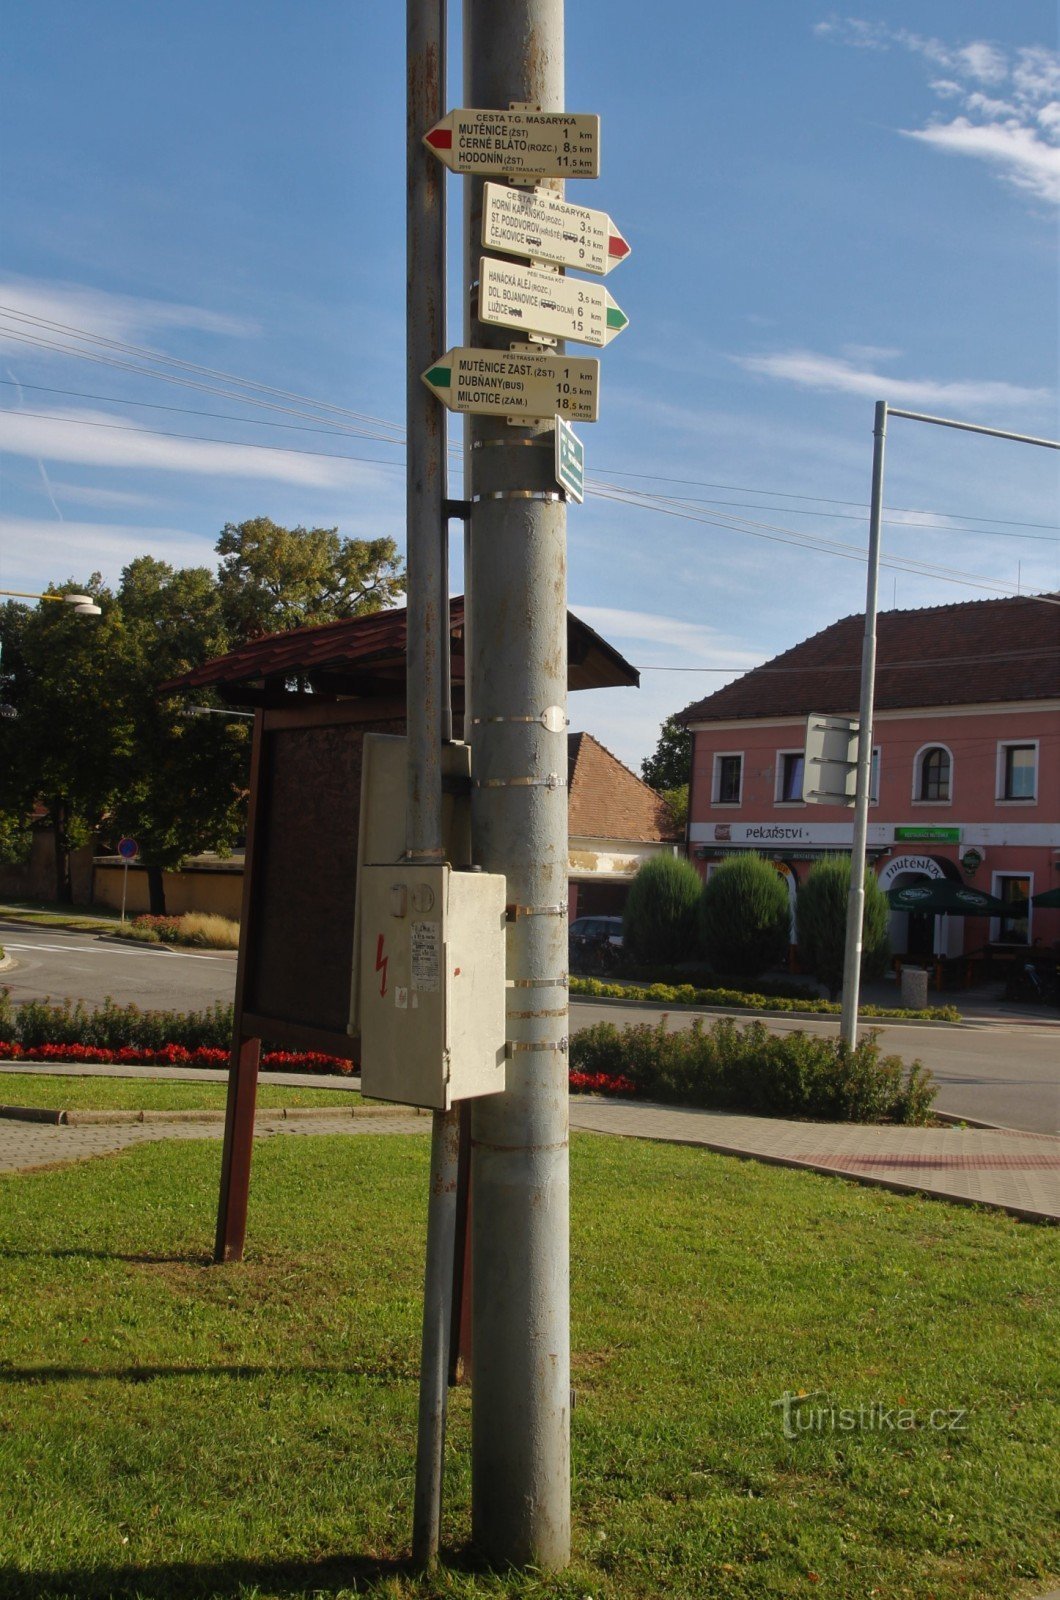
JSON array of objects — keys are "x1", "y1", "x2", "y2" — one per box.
[
  {"x1": 0, "y1": 1073, "x2": 361, "y2": 1112},
  {"x1": 0, "y1": 1132, "x2": 1055, "y2": 1600},
  {"x1": 0, "y1": 900, "x2": 122, "y2": 932}
]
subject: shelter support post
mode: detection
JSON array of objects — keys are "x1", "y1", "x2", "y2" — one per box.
[{"x1": 213, "y1": 1035, "x2": 262, "y2": 1264}]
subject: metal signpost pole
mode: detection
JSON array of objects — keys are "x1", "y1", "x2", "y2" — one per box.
[
  {"x1": 839, "y1": 400, "x2": 887, "y2": 1050},
  {"x1": 838, "y1": 402, "x2": 1059, "y2": 1052},
  {"x1": 464, "y1": 0, "x2": 572, "y2": 1568},
  {"x1": 407, "y1": 0, "x2": 457, "y2": 1569}
]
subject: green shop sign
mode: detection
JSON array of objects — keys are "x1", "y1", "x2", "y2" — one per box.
[{"x1": 894, "y1": 826, "x2": 961, "y2": 843}]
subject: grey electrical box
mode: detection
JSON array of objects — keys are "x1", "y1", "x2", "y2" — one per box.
[
  {"x1": 357, "y1": 863, "x2": 507, "y2": 1110},
  {"x1": 803, "y1": 713, "x2": 859, "y2": 806}
]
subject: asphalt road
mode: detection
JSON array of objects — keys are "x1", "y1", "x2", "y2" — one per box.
[
  {"x1": 570, "y1": 1001, "x2": 1060, "y2": 1136},
  {"x1": 2, "y1": 921, "x2": 1057, "y2": 1134},
  {"x1": 0, "y1": 921, "x2": 237, "y2": 1013}
]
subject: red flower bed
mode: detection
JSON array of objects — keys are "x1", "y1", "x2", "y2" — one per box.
[
  {"x1": 568, "y1": 1070, "x2": 637, "y2": 1096},
  {"x1": 0, "y1": 1041, "x2": 355, "y2": 1074},
  {"x1": 0, "y1": 1040, "x2": 637, "y2": 1094}
]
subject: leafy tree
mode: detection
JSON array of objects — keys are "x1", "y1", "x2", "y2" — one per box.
[
  {"x1": 216, "y1": 517, "x2": 405, "y2": 642},
  {"x1": 105, "y1": 558, "x2": 251, "y2": 914},
  {"x1": 641, "y1": 714, "x2": 691, "y2": 791},
  {"x1": 624, "y1": 853, "x2": 703, "y2": 967},
  {"x1": 660, "y1": 784, "x2": 689, "y2": 833},
  {"x1": 698, "y1": 854, "x2": 791, "y2": 979},
  {"x1": 796, "y1": 856, "x2": 891, "y2": 1000},
  {"x1": 0, "y1": 581, "x2": 121, "y2": 901}
]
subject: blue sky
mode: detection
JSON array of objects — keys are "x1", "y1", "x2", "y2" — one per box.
[{"x1": 1, "y1": 2, "x2": 1056, "y2": 769}]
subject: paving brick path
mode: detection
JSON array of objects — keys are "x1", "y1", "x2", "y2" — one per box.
[{"x1": 0, "y1": 1063, "x2": 1057, "y2": 1222}]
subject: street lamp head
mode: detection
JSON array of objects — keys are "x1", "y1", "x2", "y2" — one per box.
[{"x1": 63, "y1": 594, "x2": 102, "y2": 616}]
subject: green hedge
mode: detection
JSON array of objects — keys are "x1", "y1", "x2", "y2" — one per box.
[
  {"x1": 0, "y1": 991, "x2": 234, "y2": 1052},
  {"x1": 569, "y1": 975, "x2": 960, "y2": 1022},
  {"x1": 571, "y1": 1017, "x2": 936, "y2": 1124}
]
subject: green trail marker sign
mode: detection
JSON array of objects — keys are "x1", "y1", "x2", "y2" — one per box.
[
  {"x1": 482, "y1": 183, "x2": 630, "y2": 276},
  {"x1": 554, "y1": 415, "x2": 585, "y2": 503},
  {"x1": 422, "y1": 348, "x2": 600, "y2": 422},
  {"x1": 479, "y1": 256, "x2": 628, "y2": 347},
  {"x1": 424, "y1": 108, "x2": 600, "y2": 179}
]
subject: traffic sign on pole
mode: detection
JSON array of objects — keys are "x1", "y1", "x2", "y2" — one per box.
[
  {"x1": 479, "y1": 257, "x2": 628, "y2": 347},
  {"x1": 554, "y1": 415, "x2": 585, "y2": 503},
  {"x1": 482, "y1": 183, "x2": 629, "y2": 276},
  {"x1": 423, "y1": 348, "x2": 599, "y2": 421},
  {"x1": 424, "y1": 108, "x2": 599, "y2": 178},
  {"x1": 118, "y1": 837, "x2": 139, "y2": 861}
]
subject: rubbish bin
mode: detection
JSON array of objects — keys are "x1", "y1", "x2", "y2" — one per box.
[{"x1": 900, "y1": 966, "x2": 929, "y2": 1009}]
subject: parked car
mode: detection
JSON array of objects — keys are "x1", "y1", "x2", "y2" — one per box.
[{"x1": 569, "y1": 915, "x2": 624, "y2": 973}]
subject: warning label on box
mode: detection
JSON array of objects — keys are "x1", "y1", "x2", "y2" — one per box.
[{"x1": 411, "y1": 921, "x2": 441, "y2": 992}]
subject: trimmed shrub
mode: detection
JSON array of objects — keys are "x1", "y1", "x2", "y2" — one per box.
[
  {"x1": 567, "y1": 974, "x2": 959, "y2": 1022},
  {"x1": 797, "y1": 856, "x2": 891, "y2": 1000},
  {"x1": 698, "y1": 854, "x2": 791, "y2": 979},
  {"x1": 570, "y1": 1016, "x2": 936, "y2": 1124},
  {"x1": 623, "y1": 853, "x2": 703, "y2": 967}
]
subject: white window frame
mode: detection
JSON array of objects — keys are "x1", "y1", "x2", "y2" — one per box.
[
  {"x1": 996, "y1": 739, "x2": 1038, "y2": 804},
  {"x1": 711, "y1": 750, "x2": 744, "y2": 806},
  {"x1": 990, "y1": 871, "x2": 1033, "y2": 943},
  {"x1": 774, "y1": 748, "x2": 806, "y2": 806},
  {"x1": 911, "y1": 742, "x2": 954, "y2": 806}
]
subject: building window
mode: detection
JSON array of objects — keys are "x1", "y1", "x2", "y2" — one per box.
[
  {"x1": 915, "y1": 745, "x2": 951, "y2": 802},
  {"x1": 994, "y1": 874, "x2": 1031, "y2": 944},
  {"x1": 712, "y1": 752, "x2": 743, "y2": 804},
  {"x1": 776, "y1": 751, "x2": 805, "y2": 803},
  {"x1": 998, "y1": 742, "x2": 1037, "y2": 801}
]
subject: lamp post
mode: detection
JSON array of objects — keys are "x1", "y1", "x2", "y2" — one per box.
[{"x1": 0, "y1": 589, "x2": 102, "y2": 617}]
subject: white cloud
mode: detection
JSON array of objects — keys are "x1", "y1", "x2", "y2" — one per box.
[
  {"x1": 903, "y1": 117, "x2": 1060, "y2": 205},
  {"x1": 0, "y1": 407, "x2": 384, "y2": 491},
  {"x1": 0, "y1": 277, "x2": 257, "y2": 353},
  {"x1": 734, "y1": 349, "x2": 1051, "y2": 410},
  {"x1": 817, "y1": 21, "x2": 1060, "y2": 207},
  {"x1": 571, "y1": 604, "x2": 761, "y2": 668},
  {"x1": 0, "y1": 517, "x2": 217, "y2": 586},
  {"x1": 47, "y1": 481, "x2": 159, "y2": 509}
]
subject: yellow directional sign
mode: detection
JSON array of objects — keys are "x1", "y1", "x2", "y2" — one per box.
[
  {"x1": 479, "y1": 257, "x2": 629, "y2": 348},
  {"x1": 483, "y1": 183, "x2": 630, "y2": 276},
  {"x1": 422, "y1": 348, "x2": 600, "y2": 422},
  {"x1": 424, "y1": 108, "x2": 599, "y2": 178}
]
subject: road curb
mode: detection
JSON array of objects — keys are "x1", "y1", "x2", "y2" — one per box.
[
  {"x1": 570, "y1": 993, "x2": 967, "y2": 1028},
  {"x1": 0, "y1": 1103, "x2": 427, "y2": 1127}
]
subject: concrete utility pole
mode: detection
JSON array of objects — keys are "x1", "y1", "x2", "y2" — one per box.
[
  {"x1": 464, "y1": 0, "x2": 572, "y2": 1569},
  {"x1": 406, "y1": 0, "x2": 457, "y2": 1568}
]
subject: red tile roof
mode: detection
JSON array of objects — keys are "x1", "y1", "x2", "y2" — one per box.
[
  {"x1": 680, "y1": 594, "x2": 1059, "y2": 724},
  {"x1": 568, "y1": 731, "x2": 680, "y2": 842},
  {"x1": 162, "y1": 597, "x2": 638, "y2": 704}
]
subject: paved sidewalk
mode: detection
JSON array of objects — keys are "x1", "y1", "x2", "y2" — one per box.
[
  {"x1": 1, "y1": 1062, "x2": 1057, "y2": 1221},
  {"x1": 570, "y1": 1100, "x2": 1060, "y2": 1224},
  {"x1": 0, "y1": 1107, "x2": 426, "y2": 1175}
]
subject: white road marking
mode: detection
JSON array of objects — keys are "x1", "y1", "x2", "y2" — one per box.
[{"x1": 1, "y1": 940, "x2": 228, "y2": 964}]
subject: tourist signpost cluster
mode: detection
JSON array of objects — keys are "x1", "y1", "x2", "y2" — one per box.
[{"x1": 424, "y1": 100, "x2": 631, "y2": 500}]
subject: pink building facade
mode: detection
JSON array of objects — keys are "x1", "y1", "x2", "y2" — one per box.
[{"x1": 680, "y1": 597, "x2": 1059, "y2": 967}]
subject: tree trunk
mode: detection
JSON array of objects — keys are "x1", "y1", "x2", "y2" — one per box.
[
  {"x1": 52, "y1": 798, "x2": 72, "y2": 904},
  {"x1": 146, "y1": 862, "x2": 167, "y2": 916}
]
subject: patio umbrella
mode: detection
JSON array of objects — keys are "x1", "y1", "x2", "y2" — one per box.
[
  {"x1": 887, "y1": 882, "x2": 1007, "y2": 915},
  {"x1": 1004, "y1": 885, "x2": 1060, "y2": 916}
]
